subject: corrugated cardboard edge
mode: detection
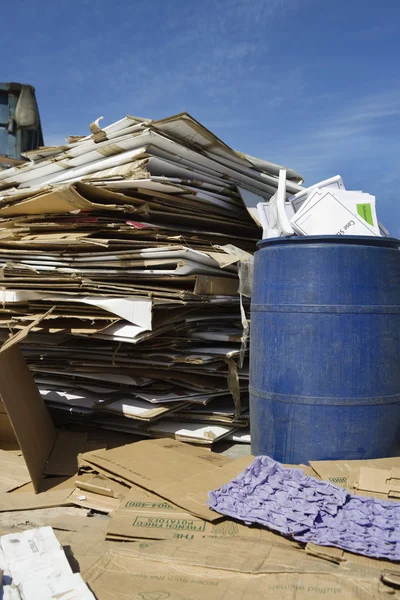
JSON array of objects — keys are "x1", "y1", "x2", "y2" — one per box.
[{"x1": 0, "y1": 344, "x2": 56, "y2": 493}]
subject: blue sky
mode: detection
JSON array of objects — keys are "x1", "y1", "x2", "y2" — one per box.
[{"x1": 2, "y1": 0, "x2": 400, "y2": 235}]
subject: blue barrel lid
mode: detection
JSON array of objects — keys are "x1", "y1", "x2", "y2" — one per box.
[{"x1": 257, "y1": 235, "x2": 400, "y2": 250}]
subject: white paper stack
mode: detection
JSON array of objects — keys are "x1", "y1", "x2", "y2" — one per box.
[
  {"x1": 291, "y1": 188, "x2": 380, "y2": 237},
  {"x1": 0, "y1": 527, "x2": 94, "y2": 600},
  {"x1": 258, "y1": 174, "x2": 387, "y2": 239}
]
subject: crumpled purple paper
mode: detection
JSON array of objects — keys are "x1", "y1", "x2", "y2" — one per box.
[{"x1": 208, "y1": 455, "x2": 400, "y2": 560}]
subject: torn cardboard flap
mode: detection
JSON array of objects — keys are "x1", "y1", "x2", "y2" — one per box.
[
  {"x1": 0, "y1": 450, "x2": 31, "y2": 492},
  {"x1": 80, "y1": 438, "x2": 243, "y2": 521},
  {"x1": 0, "y1": 306, "x2": 55, "y2": 353},
  {"x1": 309, "y1": 457, "x2": 400, "y2": 500},
  {"x1": 305, "y1": 543, "x2": 345, "y2": 564},
  {"x1": 69, "y1": 487, "x2": 121, "y2": 513},
  {"x1": 0, "y1": 344, "x2": 56, "y2": 493},
  {"x1": 381, "y1": 570, "x2": 400, "y2": 588},
  {"x1": 348, "y1": 466, "x2": 400, "y2": 499},
  {"x1": 75, "y1": 473, "x2": 128, "y2": 499},
  {"x1": 0, "y1": 339, "x2": 107, "y2": 492}
]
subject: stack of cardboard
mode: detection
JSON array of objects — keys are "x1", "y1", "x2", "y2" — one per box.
[{"x1": 0, "y1": 112, "x2": 302, "y2": 444}]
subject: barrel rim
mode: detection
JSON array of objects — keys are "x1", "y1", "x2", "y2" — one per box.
[{"x1": 257, "y1": 235, "x2": 400, "y2": 249}]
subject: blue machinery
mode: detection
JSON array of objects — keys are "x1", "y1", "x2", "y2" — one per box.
[{"x1": 0, "y1": 82, "x2": 43, "y2": 167}]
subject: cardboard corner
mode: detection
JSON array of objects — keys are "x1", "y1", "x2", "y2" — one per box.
[{"x1": 0, "y1": 344, "x2": 57, "y2": 492}]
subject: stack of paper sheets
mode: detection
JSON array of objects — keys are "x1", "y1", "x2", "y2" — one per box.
[
  {"x1": 290, "y1": 177, "x2": 381, "y2": 237},
  {"x1": 258, "y1": 173, "x2": 388, "y2": 239},
  {"x1": 0, "y1": 112, "x2": 302, "y2": 444}
]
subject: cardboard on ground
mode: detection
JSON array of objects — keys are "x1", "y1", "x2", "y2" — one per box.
[
  {"x1": 106, "y1": 486, "x2": 295, "y2": 544},
  {"x1": 0, "y1": 330, "x2": 99, "y2": 493},
  {"x1": 79, "y1": 439, "x2": 254, "y2": 521},
  {"x1": 310, "y1": 457, "x2": 400, "y2": 501},
  {"x1": 83, "y1": 536, "x2": 396, "y2": 600}
]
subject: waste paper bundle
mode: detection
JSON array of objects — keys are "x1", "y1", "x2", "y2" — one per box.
[
  {"x1": 258, "y1": 172, "x2": 389, "y2": 239},
  {"x1": 0, "y1": 112, "x2": 303, "y2": 444}
]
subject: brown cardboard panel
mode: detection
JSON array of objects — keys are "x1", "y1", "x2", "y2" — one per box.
[
  {"x1": 55, "y1": 528, "x2": 113, "y2": 573},
  {"x1": 69, "y1": 488, "x2": 122, "y2": 513},
  {"x1": 0, "y1": 184, "x2": 123, "y2": 217},
  {"x1": 0, "y1": 345, "x2": 56, "y2": 492},
  {"x1": 12, "y1": 476, "x2": 76, "y2": 494},
  {"x1": 80, "y1": 438, "x2": 235, "y2": 521},
  {"x1": 0, "y1": 307, "x2": 55, "y2": 353},
  {"x1": 347, "y1": 465, "x2": 400, "y2": 499},
  {"x1": 44, "y1": 431, "x2": 88, "y2": 476},
  {"x1": 194, "y1": 275, "x2": 238, "y2": 295},
  {"x1": 83, "y1": 540, "x2": 388, "y2": 600},
  {"x1": 0, "y1": 488, "x2": 73, "y2": 511},
  {"x1": 0, "y1": 449, "x2": 31, "y2": 492},
  {"x1": 310, "y1": 458, "x2": 400, "y2": 500},
  {"x1": 75, "y1": 474, "x2": 128, "y2": 499},
  {"x1": 106, "y1": 486, "x2": 300, "y2": 546},
  {"x1": 50, "y1": 514, "x2": 108, "y2": 534},
  {"x1": 0, "y1": 412, "x2": 18, "y2": 443}
]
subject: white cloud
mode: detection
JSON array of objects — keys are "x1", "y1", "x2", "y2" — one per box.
[
  {"x1": 42, "y1": 134, "x2": 69, "y2": 146},
  {"x1": 335, "y1": 91, "x2": 400, "y2": 125}
]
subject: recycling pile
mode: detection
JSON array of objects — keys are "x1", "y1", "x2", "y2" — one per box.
[{"x1": 0, "y1": 112, "x2": 302, "y2": 444}]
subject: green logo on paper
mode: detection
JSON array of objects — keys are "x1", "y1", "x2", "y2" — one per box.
[
  {"x1": 139, "y1": 592, "x2": 170, "y2": 600},
  {"x1": 357, "y1": 203, "x2": 374, "y2": 226},
  {"x1": 133, "y1": 516, "x2": 206, "y2": 531}
]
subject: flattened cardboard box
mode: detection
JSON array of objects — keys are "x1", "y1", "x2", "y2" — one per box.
[
  {"x1": 106, "y1": 486, "x2": 296, "y2": 546},
  {"x1": 0, "y1": 336, "x2": 103, "y2": 493},
  {"x1": 80, "y1": 439, "x2": 254, "y2": 521},
  {"x1": 0, "y1": 488, "x2": 73, "y2": 512},
  {"x1": 0, "y1": 449, "x2": 31, "y2": 492},
  {"x1": 0, "y1": 343, "x2": 56, "y2": 492},
  {"x1": 348, "y1": 465, "x2": 400, "y2": 499},
  {"x1": 310, "y1": 458, "x2": 400, "y2": 501},
  {"x1": 83, "y1": 537, "x2": 394, "y2": 600}
]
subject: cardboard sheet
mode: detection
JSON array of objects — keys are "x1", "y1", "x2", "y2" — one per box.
[
  {"x1": 83, "y1": 537, "x2": 392, "y2": 600},
  {"x1": 68, "y1": 488, "x2": 122, "y2": 513},
  {"x1": 55, "y1": 528, "x2": 115, "y2": 573},
  {"x1": 80, "y1": 439, "x2": 252, "y2": 521},
  {"x1": 347, "y1": 465, "x2": 400, "y2": 499},
  {"x1": 44, "y1": 431, "x2": 88, "y2": 476},
  {"x1": 75, "y1": 473, "x2": 128, "y2": 499},
  {"x1": 0, "y1": 488, "x2": 73, "y2": 511},
  {"x1": 310, "y1": 457, "x2": 400, "y2": 500},
  {"x1": 50, "y1": 514, "x2": 108, "y2": 534},
  {"x1": 0, "y1": 345, "x2": 56, "y2": 493},
  {"x1": 106, "y1": 486, "x2": 298, "y2": 545},
  {"x1": 0, "y1": 450, "x2": 31, "y2": 492}
]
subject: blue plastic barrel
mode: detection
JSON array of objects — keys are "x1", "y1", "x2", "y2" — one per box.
[{"x1": 250, "y1": 235, "x2": 400, "y2": 463}]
